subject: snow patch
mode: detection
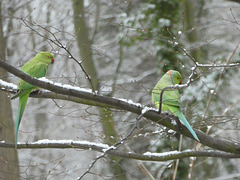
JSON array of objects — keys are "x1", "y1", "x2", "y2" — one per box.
[
  {"x1": 144, "y1": 150, "x2": 179, "y2": 157},
  {"x1": 38, "y1": 77, "x2": 94, "y2": 93},
  {"x1": 0, "y1": 79, "x2": 17, "y2": 89},
  {"x1": 34, "y1": 139, "x2": 109, "y2": 149},
  {"x1": 114, "y1": 97, "x2": 143, "y2": 107},
  {"x1": 102, "y1": 145, "x2": 116, "y2": 153}
]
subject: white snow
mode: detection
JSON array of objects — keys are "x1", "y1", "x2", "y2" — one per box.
[
  {"x1": 167, "y1": 129, "x2": 176, "y2": 134},
  {"x1": 196, "y1": 62, "x2": 239, "y2": 68},
  {"x1": 158, "y1": 18, "x2": 171, "y2": 27},
  {"x1": 190, "y1": 156, "x2": 196, "y2": 161},
  {"x1": 38, "y1": 77, "x2": 53, "y2": 83},
  {"x1": 143, "y1": 150, "x2": 179, "y2": 157},
  {"x1": 102, "y1": 145, "x2": 116, "y2": 153},
  {"x1": 191, "y1": 66, "x2": 196, "y2": 71},
  {"x1": 38, "y1": 77, "x2": 94, "y2": 93},
  {"x1": 210, "y1": 89, "x2": 215, "y2": 94},
  {"x1": 33, "y1": 139, "x2": 109, "y2": 149},
  {"x1": 0, "y1": 79, "x2": 17, "y2": 89},
  {"x1": 152, "y1": 130, "x2": 164, "y2": 134},
  {"x1": 207, "y1": 126, "x2": 212, "y2": 131},
  {"x1": 144, "y1": 132, "x2": 149, "y2": 137},
  {"x1": 141, "y1": 106, "x2": 153, "y2": 114},
  {"x1": 115, "y1": 97, "x2": 143, "y2": 107}
]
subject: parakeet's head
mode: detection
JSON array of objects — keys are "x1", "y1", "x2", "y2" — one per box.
[
  {"x1": 37, "y1": 52, "x2": 54, "y2": 64},
  {"x1": 167, "y1": 70, "x2": 182, "y2": 84}
]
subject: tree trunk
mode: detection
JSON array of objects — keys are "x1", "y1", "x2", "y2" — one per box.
[
  {"x1": 184, "y1": 0, "x2": 202, "y2": 62},
  {"x1": 0, "y1": 1, "x2": 20, "y2": 179},
  {"x1": 72, "y1": 1, "x2": 127, "y2": 179}
]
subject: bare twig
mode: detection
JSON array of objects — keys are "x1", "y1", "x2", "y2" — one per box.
[
  {"x1": 202, "y1": 42, "x2": 240, "y2": 121},
  {"x1": 196, "y1": 62, "x2": 239, "y2": 68},
  {"x1": 176, "y1": 45, "x2": 198, "y2": 66},
  {"x1": 173, "y1": 135, "x2": 183, "y2": 180},
  {"x1": 21, "y1": 18, "x2": 96, "y2": 93},
  {"x1": 78, "y1": 112, "x2": 141, "y2": 179}
]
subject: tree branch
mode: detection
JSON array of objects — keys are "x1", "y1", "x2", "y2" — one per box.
[
  {"x1": 1, "y1": 59, "x2": 240, "y2": 154},
  {"x1": 0, "y1": 140, "x2": 239, "y2": 161}
]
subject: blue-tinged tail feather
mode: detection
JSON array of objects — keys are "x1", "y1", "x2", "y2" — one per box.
[{"x1": 167, "y1": 105, "x2": 199, "y2": 141}]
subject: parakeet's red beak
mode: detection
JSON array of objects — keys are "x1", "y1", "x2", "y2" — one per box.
[
  {"x1": 51, "y1": 58, "x2": 54, "y2": 64},
  {"x1": 179, "y1": 80, "x2": 182, "y2": 84}
]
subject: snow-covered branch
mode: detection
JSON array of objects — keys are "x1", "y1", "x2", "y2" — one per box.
[
  {"x1": 1, "y1": 59, "x2": 240, "y2": 155},
  {"x1": 196, "y1": 62, "x2": 239, "y2": 68},
  {"x1": 0, "y1": 140, "x2": 239, "y2": 161}
]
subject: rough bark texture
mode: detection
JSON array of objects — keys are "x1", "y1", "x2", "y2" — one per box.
[{"x1": 0, "y1": 1, "x2": 20, "y2": 179}]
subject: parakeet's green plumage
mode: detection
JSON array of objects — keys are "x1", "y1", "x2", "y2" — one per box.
[
  {"x1": 152, "y1": 70, "x2": 199, "y2": 141},
  {"x1": 12, "y1": 52, "x2": 54, "y2": 148}
]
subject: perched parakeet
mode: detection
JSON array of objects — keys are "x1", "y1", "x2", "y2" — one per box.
[
  {"x1": 11, "y1": 52, "x2": 54, "y2": 148},
  {"x1": 152, "y1": 70, "x2": 199, "y2": 141}
]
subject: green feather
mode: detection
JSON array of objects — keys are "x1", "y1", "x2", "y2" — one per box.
[
  {"x1": 152, "y1": 70, "x2": 199, "y2": 141},
  {"x1": 13, "y1": 52, "x2": 54, "y2": 148},
  {"x1": 15, "y1": 92, "x2": 30, "y2": 148},
  {"x1": 166, "y1": 105, "x2": 199, "y2": 141}
]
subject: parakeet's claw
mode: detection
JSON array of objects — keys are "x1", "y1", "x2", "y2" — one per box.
[
  {"x1": 174, "y1": 117, "x2": 183, "y2": 131},
  {"x1": 37, "y1": 89, "x2": 43, "y2": 95},
  {"x1": 34, "y1": 89, "x2": 41, "y2": 94},
  {"x1": 28, "y1": 89, "x2": 41, "y2": 96}
]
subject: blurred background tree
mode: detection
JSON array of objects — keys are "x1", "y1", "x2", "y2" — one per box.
[{"x1": 0, "y1": 0, "x2": 239, "y2": 179}]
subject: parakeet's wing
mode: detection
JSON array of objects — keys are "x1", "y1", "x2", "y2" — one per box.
[
  {"x1": 18, "y1": 62, "x2": 48, "y2": 90},
  {"x1": 162, "y1": 89, "x2": 181, "y2": 106},
  {"x1": 11, "y1": 62, "x2": 47, "y2": 99},
  {"x1": 152, "y1": 86, "x2": 181, "y2": 109}
]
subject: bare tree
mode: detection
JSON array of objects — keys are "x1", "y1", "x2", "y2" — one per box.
[{"x1": 0, "y1": 0, "x2": 240, "y2": 179}]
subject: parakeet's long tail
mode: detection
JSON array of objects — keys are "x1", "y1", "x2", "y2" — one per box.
[
  {"x1": 168, "y1": 106, "x2": 200, "y2": 142},
  {"x1": 15, "y1": 93, "x2": 29, "y2": 148}
]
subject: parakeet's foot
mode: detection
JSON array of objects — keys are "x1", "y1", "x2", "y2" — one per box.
[
  {"x1": 174, "y1": 117, "x2": 183, "y2": 131},
  {"x1": 37, "y1": 89, "x2": 42, "y2": 94},
  {"x1": 29, "y1": 89, "x2": 41, "y2": 96}
]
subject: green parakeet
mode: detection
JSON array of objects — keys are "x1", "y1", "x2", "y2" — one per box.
[
  {"x1": 152, "y1": 70, "x2": 199, "y2": 141},
  {"x1": 11, "y1": 52, "x2": 54, "y2": 148}
]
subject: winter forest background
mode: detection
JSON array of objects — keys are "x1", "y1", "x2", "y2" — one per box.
[{"x1": 0, "y1": 0, "x2": 240, "y2": 179}]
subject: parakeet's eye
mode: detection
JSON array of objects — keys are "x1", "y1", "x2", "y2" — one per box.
[{"x1": 48, "y1": 56, "x2": 50, "y2": 58}]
